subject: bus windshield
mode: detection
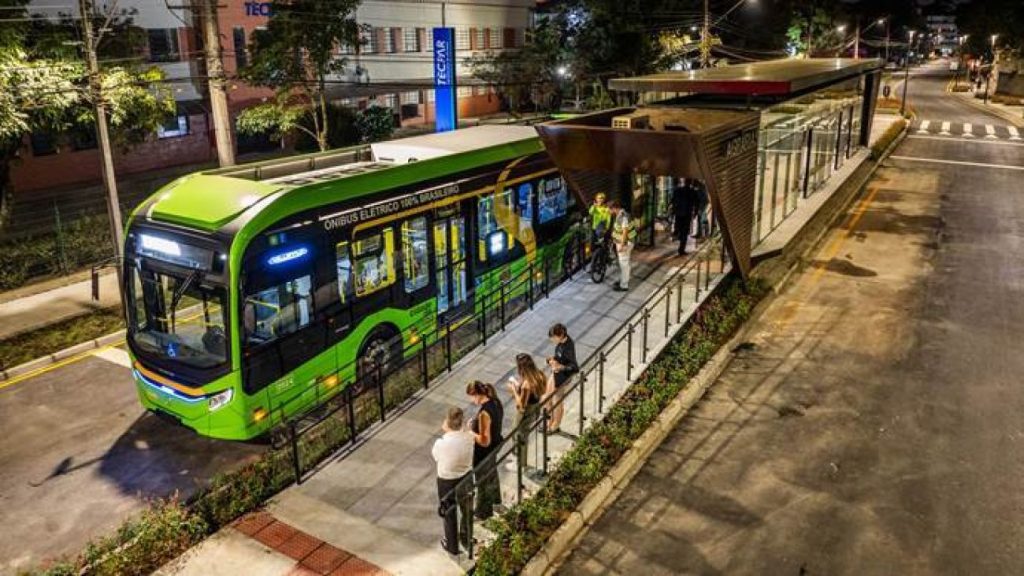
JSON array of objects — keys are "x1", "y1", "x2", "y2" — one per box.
[{"x1": 127, "y1": 261, "x2": 229, "y2": 371}]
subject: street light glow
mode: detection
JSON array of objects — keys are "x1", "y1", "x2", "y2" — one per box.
[{"x1": 836, "y1": 25, "x2": 846, "y2": 33}]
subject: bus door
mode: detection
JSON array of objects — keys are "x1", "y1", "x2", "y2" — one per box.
[{"x1": 433, "y1": 206, "x2": 470, "y2": 321}]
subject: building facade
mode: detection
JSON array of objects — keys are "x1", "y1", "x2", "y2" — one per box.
[
  {"x1": 13, "y1": 0, "x2": 532, "y2": 195},
  {"x1": 926, "y1": 15, "x2": 958, "y2": 57}
]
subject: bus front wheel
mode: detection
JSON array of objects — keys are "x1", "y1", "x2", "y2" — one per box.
[{"x1": 355, "y1": 326, "x2": 401, "y2": 393}]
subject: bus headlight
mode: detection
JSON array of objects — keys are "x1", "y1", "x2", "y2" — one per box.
[{"x1": 208, "y1": 388, "x2": 234, "y2": 412}]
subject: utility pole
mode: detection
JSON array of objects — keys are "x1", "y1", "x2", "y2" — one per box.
[
  {"x1": 79, "y1": 0, "x2": 124, "y2": 293},
  {"x1": 199, "y1": 0, "x2": 235, "y2": 166},
  {"x1": 901, "y1": 30, "x2": 915, "y2": 116}
]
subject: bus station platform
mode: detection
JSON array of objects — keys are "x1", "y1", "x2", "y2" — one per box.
[{"x1": 158, "y1": 228, "x2": 732, "y2": 576}]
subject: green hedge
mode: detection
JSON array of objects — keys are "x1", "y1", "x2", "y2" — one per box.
[
  {"x1": 870, "y1": 118, "x2": 907, "y2": 160},
  {"x1": 474, "y1": 277, "x2": 769, "y2": 575}
]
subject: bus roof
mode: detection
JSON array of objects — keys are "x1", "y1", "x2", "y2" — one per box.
[
  {"x1": 139, "y1": 125, "x2": 544, "y2": 234},
  {"x1": 370, "y1": 125, "x2": 538, "y2": 164}
]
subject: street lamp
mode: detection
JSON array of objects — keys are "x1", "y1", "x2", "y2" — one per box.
[
  {"x1": 901, "y1": 30, "x2": 915, "y2": 116},
  {"x1": 984, "y1": 34, "x2": 998, "y2": 104}
]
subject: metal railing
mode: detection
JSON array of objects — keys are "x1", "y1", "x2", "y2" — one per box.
[
  {"x1": 271, "y1": 226, "x2": 590, "y2": 481},
  {"x1": 444, "y1": 232, "x2": 729, "y2": 560}
]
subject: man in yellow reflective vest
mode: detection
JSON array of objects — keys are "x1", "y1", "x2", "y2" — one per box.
[
  {"x1": 588, "y1": 192, "x2": 612, "y2": 244},
  {"x1": 609, "y1": 201, "x2": 637, "y2": 292}
]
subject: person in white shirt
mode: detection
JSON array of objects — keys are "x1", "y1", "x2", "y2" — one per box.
[{"x1": 432, "y1": 406, "x2": 475, "y2": 555}]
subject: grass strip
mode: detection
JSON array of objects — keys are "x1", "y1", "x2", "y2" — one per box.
[{"x1": 0, "y1": 308, "x2": 124, "y2": 371}]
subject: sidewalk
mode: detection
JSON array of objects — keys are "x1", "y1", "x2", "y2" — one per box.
[
  {"x1": 0, "y1": 271, "x2": 119, "y2": 340},
  {"x1": 950, "y1": 90, "x2": 1024, "y2": 127},
  {"x1": 159, "y1": 232, "x2": 729, "y2": 576}
]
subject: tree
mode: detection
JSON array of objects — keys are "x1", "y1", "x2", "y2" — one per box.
[
  {"x1": 238, "y1": 0, "x2": 361, "y2": 152},
  {"x1": 469, "y1": 15, "x2": 565, "y2": 114},
  {"x1": 0, "y1": 2, "x2": 173, "y2": 229},
  {"x1": 355, "y1": 105, "x2": 394, "y2": 143}
]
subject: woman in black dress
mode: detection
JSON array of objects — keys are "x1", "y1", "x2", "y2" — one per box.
[
  {"x1": 545, "y1": 323, "x2": 578, "y2": 432},
  {"x1": 466, "y1": 380, "x2": 503, "y2": 520}
]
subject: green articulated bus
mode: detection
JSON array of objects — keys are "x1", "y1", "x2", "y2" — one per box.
[{"x1": 123, "y1": 126, "x2": 580, "y2": 440}]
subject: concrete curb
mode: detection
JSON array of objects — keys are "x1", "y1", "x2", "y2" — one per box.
[
  {"x1": 950, "y1": 92, "x2": 1024, "y2": 128},
  {"x1": 0, "y1": 329, "x2": 126, "y2": 382},
  {"x1": 522, "y1": 289, "x2": 776, "y2": 576}
]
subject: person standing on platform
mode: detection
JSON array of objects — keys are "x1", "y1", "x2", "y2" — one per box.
[
  {"x1": 432, "y1": 406, "x2": 475, "y2": 555},
  {"x1": 610, "y1": 201, "x2": 637, "y2": 291},
  {"x1": 466, "y1": 381, "x2": 503, "y2": 520},
  {"x1": 694, "y1": 180, "x2": 710, "y2": 241},
  {"x1": 671, "y1": 179, "x2": 698, "y2": 255},
  {"x1": 544, "y1": 323, "x2": 578, "y2": 433}
]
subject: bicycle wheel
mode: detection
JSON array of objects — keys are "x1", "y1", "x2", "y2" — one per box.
[{"x1": 590, "y1": 246, "x2": 607, "y2": 283}]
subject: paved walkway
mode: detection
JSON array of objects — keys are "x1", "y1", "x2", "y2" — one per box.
[{"x1": 0, "y1": 272, "x2": 119, "y2": 340}]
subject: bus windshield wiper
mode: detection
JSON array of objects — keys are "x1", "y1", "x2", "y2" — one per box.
[{"x1": 169, "y1": 268, "x2": 202, "y2": 331}]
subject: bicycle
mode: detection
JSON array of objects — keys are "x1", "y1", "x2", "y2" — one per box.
[{"x1": 589, "y1": 233, "x2": 613, "y2": 284}]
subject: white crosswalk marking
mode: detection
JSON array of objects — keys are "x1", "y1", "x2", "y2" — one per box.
[
  {"x1": 962, "y1": 123, "x2": 974, "y2": 137},
  {"x1": 941, "y1": 121, "x2": 951, "y2": 135},
  {"x1": 1009, "y1": 126, "x2": 1022, "y2": 141},
  {"x1": 917, "y1": 120, "x2": 931, "y2": 134},
  {"x1": 985, "y1": 124, "x2": 997, "y2": 139}
]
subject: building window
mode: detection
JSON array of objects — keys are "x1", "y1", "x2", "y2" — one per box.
[
  {"x1": 403, "y1": 28, "x2": 420, "y2": 52},
  {"x1": 400, "y1": 91, "x2": 420, "y2": 105},
  {"x1": 474, "y1": 85, "x2": 487, "y2": 96},
  {"x1": 157, "y1": 114, "x2": 190, "y2": 139},
  {"x1": 147, "y1": 28, "x2": 180, "y2": 62},
  {"x1": 457, "y1": 86, "x2": 472, "y2": 98},
  {"x1": 233, "y1": 27, "x2": 247, "y2": 70},
  {"x1": 377, "y1": 93, "x2": 398, "y2": 110},
  {"x1": 456, "y1": 27, "x2": 470, "y2": 51},
  {"x1": 503, "y1": 28, "x2": 516, "y2": 49},
  {"x1": 384, "y1": 28, "x2": 398, "y2": 53},
  {"x1": 474, "y1": 28, "x2": 485, "y2": 50},
  {"x1": 489, "y1": 27, "x2": 502, "y2": 49},
  {"x1": 426, "y1": 90, "x2": 436, "y2": 103},
  {"x1": 364, "y1": 28, "x2": 379, "y2": 53}
]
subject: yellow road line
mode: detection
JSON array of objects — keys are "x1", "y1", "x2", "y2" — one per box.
[
  {"x1": 772, "y1": 183, "x2": 884, "y2": 330},
  {"x1": 0, "y1": 341, "x2": 125, "y2": 391},
  {"x1": 809, "y1": 184, "x2": 882, "y2": 285}
]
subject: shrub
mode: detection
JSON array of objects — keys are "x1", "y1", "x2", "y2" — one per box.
[
  {"x1": 474, "y1": 277, "x2": 769, "y2": 575},
  {"x1": 870, "y1": 118, "x2": 907, "y2": 160}
]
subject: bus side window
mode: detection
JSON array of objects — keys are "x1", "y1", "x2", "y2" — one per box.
[
  {"x1": 243, "y1": 275, "x2": 314, "y2": 344},
  {"x1": 477, "y1": 190, "x2": 513, "y2": 263},
  {"x1": 336, "y1": 241, "x2": 353, "y2": 303},
  {"x1": 402, "y1": 217, "x2": 429, "y2": 293},
  {"x1": 341, "y1": 228, "x2": 396, "y2": 298},
  {"x1": 538, "y1": 176, "x2": 569, "y2": 224}
]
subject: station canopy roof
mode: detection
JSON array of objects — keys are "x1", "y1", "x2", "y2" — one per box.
[{"x1": 609, "y1": 58, "x2": 883, "y2": 97}]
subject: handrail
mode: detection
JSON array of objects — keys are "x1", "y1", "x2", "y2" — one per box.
[
  {"x1": 270, "y1": 224, "x2": 588, "y2": 435},
  {"x1": 441, "y1": 232, "x2": 727, "y2": 555}
]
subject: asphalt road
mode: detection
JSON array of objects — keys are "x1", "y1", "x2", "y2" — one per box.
[
  {"x1": 0, "y1": 346, "x2": 263, "y2": 574},
  {"x1": 560, "y1": 60, "x2": 1024, "y2": 575}
]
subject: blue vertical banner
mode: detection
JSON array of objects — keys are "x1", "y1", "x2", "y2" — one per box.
[{"x1": 433, "y1": 27, "x2": 458, "y2": 132}]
